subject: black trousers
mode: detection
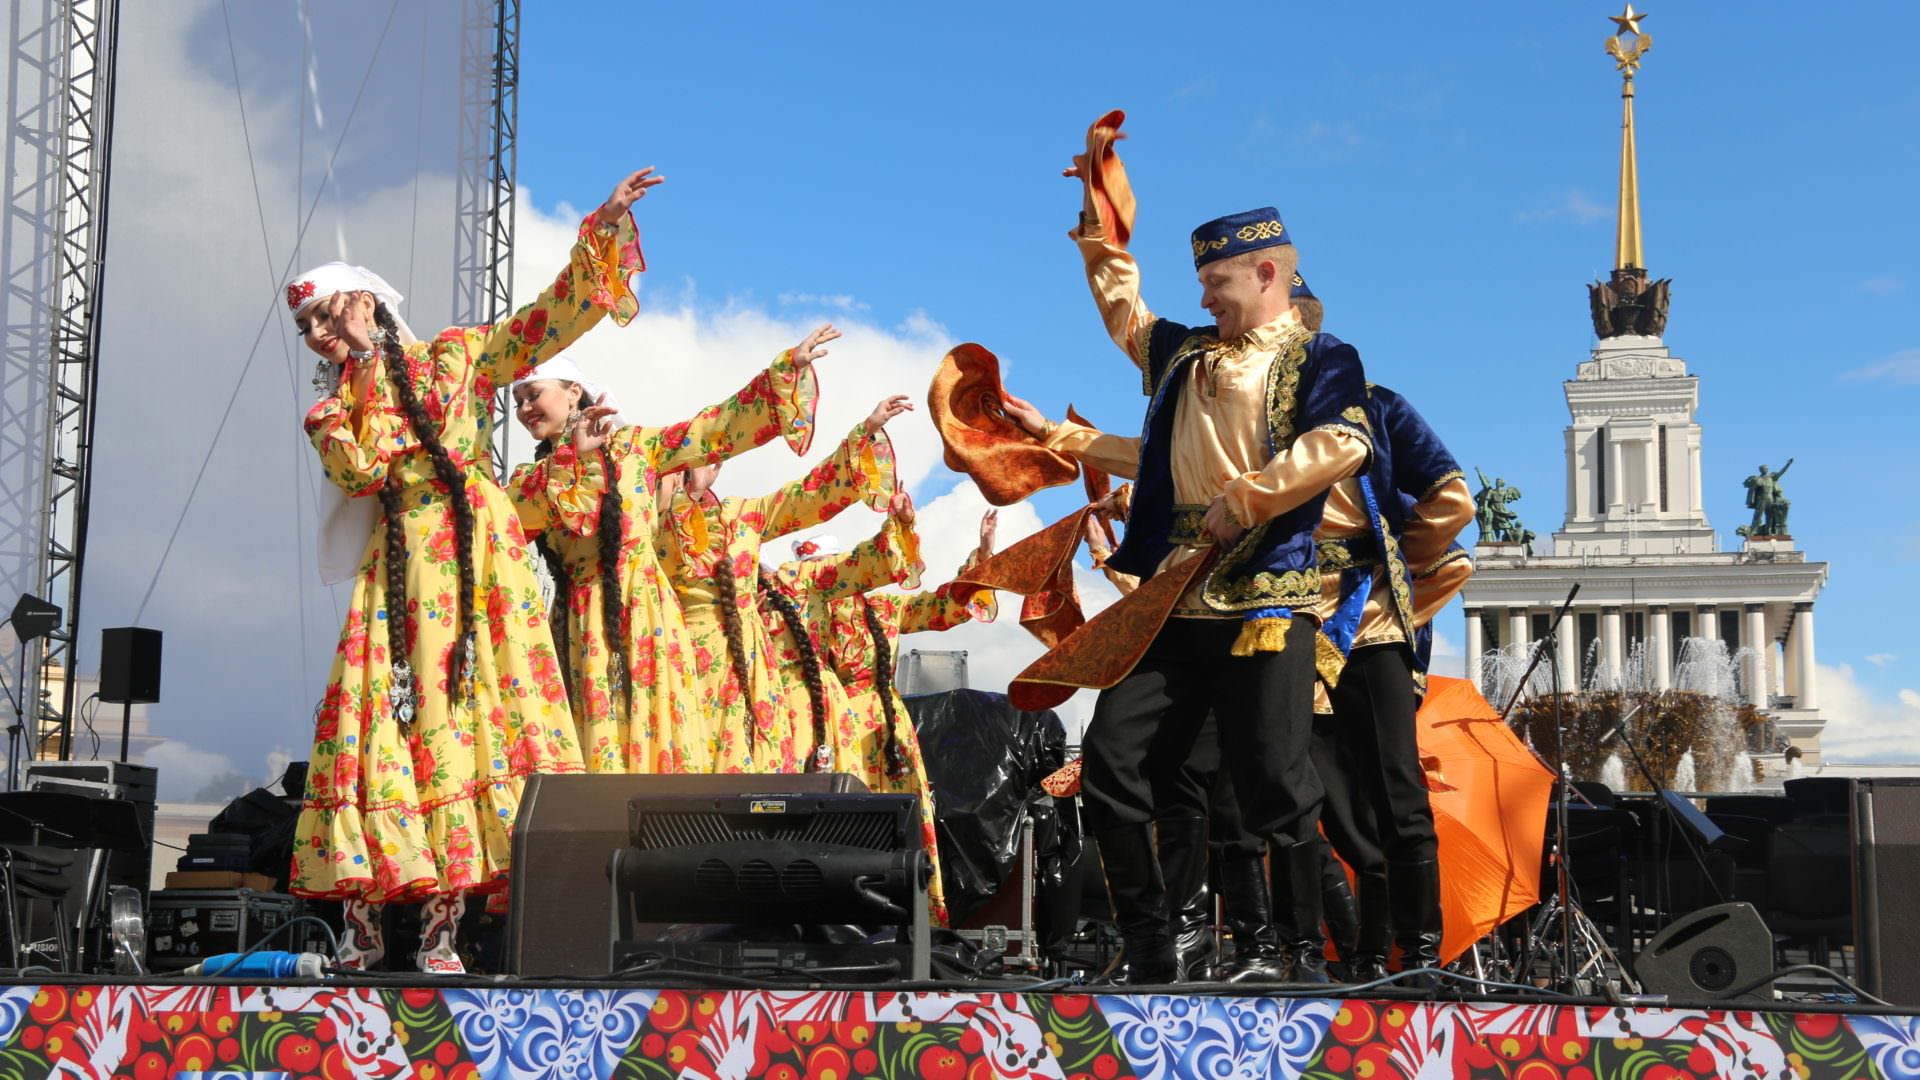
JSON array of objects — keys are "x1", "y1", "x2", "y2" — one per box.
[
  {"x1": 1082, "y1": 617, "x2": 1321, "y2": 849},
  {"x1": 1313, "y1": 642, "x2": 1438, "y2": 867},
  {"x1": 1149, "y1": 713, "x2": 1263, "y2": 859}
]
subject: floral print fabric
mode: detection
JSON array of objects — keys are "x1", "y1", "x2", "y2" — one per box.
[
  {"x1": 506, "y1": 351, "x2": 818, "y2": 775},
  {"x1": 291, "y1": 212, "x2": 641, "y2": 902}
]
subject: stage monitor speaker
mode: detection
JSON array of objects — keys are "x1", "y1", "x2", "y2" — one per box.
[
  {"x1": 1853, "y1": 777, "x2": 1920, "y2": 1008},
  {"x1": 99, "y1": 627, "x2": 162, "y2": 704},
  {"x1": 1633, "y1": 902, "x2": 1773, "y2": 1001},
  {"x1": 505, "y1": 772, "x2": 866, "y2": 977}
]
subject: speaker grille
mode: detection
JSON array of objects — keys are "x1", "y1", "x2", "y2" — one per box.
[
  {"x1": 633, "y1": 809, "x2": 898, "y2": 851},
  {"x1": 695, "y1": 858, "x2": 733, "y2": 896},
  {"x1": 1690, "y1": 946, "x2": 1736, "y2": 992},
  {"x1": 739, "y1": 859, "x2": 778, "y2": 894},
  {"x1": 781, "y1": 859, "x2": 825, "y2": 897}
]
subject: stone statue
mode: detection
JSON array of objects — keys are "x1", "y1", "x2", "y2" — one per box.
[
  {"x1": 1738, "y1": 458, "x2": 1794, "y2": 537},
  {"x1": 1474, "y1": 467, "x2": 1529, "y2": 546},
  {"x1": 1587, "y1": 266, "x2": 1672, "y2": 338}
]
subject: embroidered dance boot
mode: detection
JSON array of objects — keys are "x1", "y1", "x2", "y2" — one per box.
[
  {"x1": 1344, "y1": 869, "x2": 1393, "y2": 984},
  {"x1": 1321, "y1": 864, "x2": 1360, "y2": 983},
  {"x1": 418, "y1": 892, "x2": 468, "y2": 975},
  {"x1": 1213, "y1": 849, "x2": 1286, "y2": 984},
  {"x1": 1092, "y1": 825, "x2": 1177, "y2": 985},
  {"x1": 1273, "y1": 840, "x2": 1331, "y2": 984},
  {"x1": 1388, "y1": 859, "x2": 1444, "y2": 989},
  {"x1": 1155, "y1": 816, "x2": 1215, "y2": 981},
  {"x1": 336, "y1": 899, "x2": 386, "y2": 971}
]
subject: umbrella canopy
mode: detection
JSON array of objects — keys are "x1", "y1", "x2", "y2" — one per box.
[{"x1": 1415, "y1": 676, "x2": 1557, "y2": 962}]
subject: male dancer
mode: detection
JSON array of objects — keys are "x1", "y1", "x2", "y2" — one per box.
[{"x1": 999, "y1": 142, "x2": 1372, "y2": 983}]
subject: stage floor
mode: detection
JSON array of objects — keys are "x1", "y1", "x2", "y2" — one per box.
[{"x1": 2, "y1": 980, "x2": 1917, "y2": 1080}]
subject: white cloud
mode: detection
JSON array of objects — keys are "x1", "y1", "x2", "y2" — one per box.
[
  {"x1": 142, "y1": 740, "x2": 243, "y2": 802},
  {"x1": 1810, "y1": 662, "x2": 1920, "y2": 763},
  {"x1": 1428, "y1": 629, "x2": 1465, "y2": 678},
  {"x1": 1868, "y1": 653, "x2": 1899, "y2": 666},
  {"x1": 1514, "y1": 188, "x2": 1608, "y2": 226},
  {"x1": 1839, "y1": 348, "x2": 1920, "y2": 385}
]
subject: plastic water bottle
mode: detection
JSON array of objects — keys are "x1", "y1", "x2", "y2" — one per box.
[{"x1": 185, "y1": 951, "x2": 328, "y2": 978}]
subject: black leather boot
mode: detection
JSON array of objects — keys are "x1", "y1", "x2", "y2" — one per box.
[
  {"x1": 1389, "y1": 859, "x2": 1444, "y2": 989},
  {"x1": 1213, "y1": 849, "x2": 1286, "y2": 983},
  {"x1": 1274, "y1": 840, "x2": 1331, "y2": 984},
  {"x1": 1155, "y1": 816, "x2": 1214, "y2": 982},
  {"x1": 1094, "y1": 825, "x2": 1177, "y2": 985},
  {"x1": 1322, "y1": 861, "x2": 1359, "y2": 983},
  {"x1": 1344, "y1": 868, "x2": 1392, "y2": 984}
]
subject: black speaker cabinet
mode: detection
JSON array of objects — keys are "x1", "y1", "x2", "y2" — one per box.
[
  {"x1": 1854, "y1": 777, "x2": 1920, "y2": 1007},
  {"x1": 1634, "y1": 902, "x2": 1773, "y2": 1000},
  {"x1": 505, "y1": 772, "x2": 866, "y2": 977},
  {"x1": 99, "y1": 627, "x2": 163, "y2": 704}
]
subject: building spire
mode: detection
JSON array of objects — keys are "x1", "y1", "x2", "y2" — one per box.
[
  {"x1": 1588, "y1": 4, "x2": 1670, "y2": 339},
  {"x1": 1607, "y1": 4, "x2": 1651, "y2": 270}
]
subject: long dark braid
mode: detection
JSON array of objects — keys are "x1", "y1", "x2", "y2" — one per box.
[
  {"x1": 374, "y1": 302, "x2": 478, "y2": 710},
  {"x1": 532, "y1": 440, "x2": 576, "y2": 700},
  {"x1": 376, "y1": 474, "x2": 415, "y2": 731},
  {"x1": 759, "y1": 570, "x2": 831, "y2": 772},
  {"x1": 532, "y1": 433, "x2": 627, "y2": 704},
  {"x1": 591, "y1": 447, "x2": 627, "y2": 696},
  {"x1": 710, "y1": 554, "x2": 760, "y2": 756},
  {"x1": 861, "y1": 600, "x2": 910, "y2": 780}
]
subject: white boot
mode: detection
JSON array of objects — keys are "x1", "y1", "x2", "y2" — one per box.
[
  {"x1": 418, "y1": 892, "x2": 467, "y2": 974},
  {"x1": 337, "y1": 899, "x2": 386, "y2": 971}
]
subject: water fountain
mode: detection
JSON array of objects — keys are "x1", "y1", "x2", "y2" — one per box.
[{"x1": 1481, "y1": 635, "x2": 1775, "y2": 793}]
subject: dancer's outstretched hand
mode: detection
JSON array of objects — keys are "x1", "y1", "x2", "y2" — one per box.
[
  {"x1": 792, "y1": 324, "x2": 841, "y2": 369},
  {"x1": 889, "y1": 490, "x2": 916, "y2": 525},
  {"x1": 977, "y1": 508, "x2": 998, "y2": 561},
  {"x1": 998, "y1": 392, "x2": 1050, "y2": 438},
  {"x1": 596, "y1": 168, "x2": 664, "y2": 225},
  {"x1": 864, "y1": 394, "x2": 913, "y2": 434}
]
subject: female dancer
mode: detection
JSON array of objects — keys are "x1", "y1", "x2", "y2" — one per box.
[
  {"x1": 656, "y1": 397, "x2": 906, "y2": 774},
  {"x1": 506, "y1": 327, "x2": 831, "y2": 774},
  {"x1": 288, "y1": 169, "x2": 656, "y2": 972}
]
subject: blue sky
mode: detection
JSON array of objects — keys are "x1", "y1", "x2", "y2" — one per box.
[
  {"x1": 48, "y1": 0, "x2": 1919, "y2": 798},
  {"x1": 511, "y1": 3, "x2": 1917, "y2": 739}
]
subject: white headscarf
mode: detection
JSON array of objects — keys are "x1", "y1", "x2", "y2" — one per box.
[
  {"x1": 790, "y1": 534, "x2": 843, "y2": 561},
  {"x1": 287, "y1": 262, "x2": 420, "y2": 584},
  {"x1": 508, "y1": 355, "x2": 629, "y2": 427}
]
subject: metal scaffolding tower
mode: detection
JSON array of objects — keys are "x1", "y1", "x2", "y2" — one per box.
[
  {"x1": 1, "y1": 0, "x2": 121, "y2": 762},
  {"x1": 453, "y1": 0, "x2": 519, "y2": 479}
]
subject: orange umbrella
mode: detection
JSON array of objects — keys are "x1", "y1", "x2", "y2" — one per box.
[{"x1": 1414, "y1": 676, "x2": 1556, "y2": 963}]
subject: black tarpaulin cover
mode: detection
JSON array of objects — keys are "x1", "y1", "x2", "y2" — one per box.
[{"x1": 906, "y1": 688, "x2": 1079, "y2": 926}]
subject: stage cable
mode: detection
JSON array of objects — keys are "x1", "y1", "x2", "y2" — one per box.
[
  {"x1": 132, "y1": 0, "x2": 403, "y2": 625},
  {"x1": 217, "y1": 0, "x2": 317, "y2": 697}
]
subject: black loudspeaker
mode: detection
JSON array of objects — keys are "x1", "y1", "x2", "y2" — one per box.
[
  {"x1": 99, "y1": 627, "x2": 162, "y2": 704},
  {"x1": 1853, "y1": 777, "x2": 1920, "y2": 1007},
  {"x1": 1634, "y1": 902, "x2": 1774, "y2": 1000},
  {"x1": 505, "y1": 772, "x2": 867, "y2": 977}
]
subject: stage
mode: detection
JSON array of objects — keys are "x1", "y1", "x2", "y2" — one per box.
[{"x1": 1, "y1": 979, "x2": 1916, "y2": 1080}]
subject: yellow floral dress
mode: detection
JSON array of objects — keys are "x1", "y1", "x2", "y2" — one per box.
[
  {"x1": 761, "y1": 513, "x2": 963, "y2": 923},
  {"x1": 505, "y1": 352, "x2": 818, "y2": 775},
  {"x1": 292, "y1": 212, "x2": 641, "y2": 903},
  {"x1": 823, "y1": 555, "x2": 998, "y2": 922},
  {"x1": 657, "y1": 423, "x2": 895, "y2": 773}
]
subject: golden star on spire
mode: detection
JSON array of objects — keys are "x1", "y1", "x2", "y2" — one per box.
[{"x1": 1609, "y1": 4, "x2": 1648, "y2": 37}]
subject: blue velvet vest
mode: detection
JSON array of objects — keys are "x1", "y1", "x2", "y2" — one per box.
[{"x1": 1106, "y1": 319, "x2": 1371, "y2": 614}]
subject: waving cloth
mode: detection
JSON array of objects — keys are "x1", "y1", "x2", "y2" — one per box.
[
  {"x1": 1079, "y1": 110, "x2": 1136, "y2": 248},
  {"x1": 928, "y1": 343, "x2": 1079, "y2": 506},
  {"x1": 954, "y1": 506, "x2": 1097, "y2": 650}
]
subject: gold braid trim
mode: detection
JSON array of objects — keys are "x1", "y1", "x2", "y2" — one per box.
[
  {"x1": 1315, "y1": 630, "x2": 1348, "y2": 689},
  {"x1": 1418, "y1": 469, "x2": 1466, "y2": 502},
  {"x1": 1415, "y1": 545, "x2": 1473, "y2": 579}
]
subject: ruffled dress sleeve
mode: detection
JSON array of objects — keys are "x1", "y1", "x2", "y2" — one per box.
[
  {"x1": 464, "y1": 211, "x2": 646, "y2": 391},
  {"x1": 503, "y1": 443, "x2": 609, "y2": 537},
  {"x1": 898, "y1": 550, "x2": 999, "y2": 634},
  {"x1": 735, "y1": 422, "x2": 898, "y2": 543},
  {"x1": 303, "y1": 387, "x2": 408, "y2": 497},
  {"x1": 621, "y1": 347, "x2": 821, "y2": 473}
]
